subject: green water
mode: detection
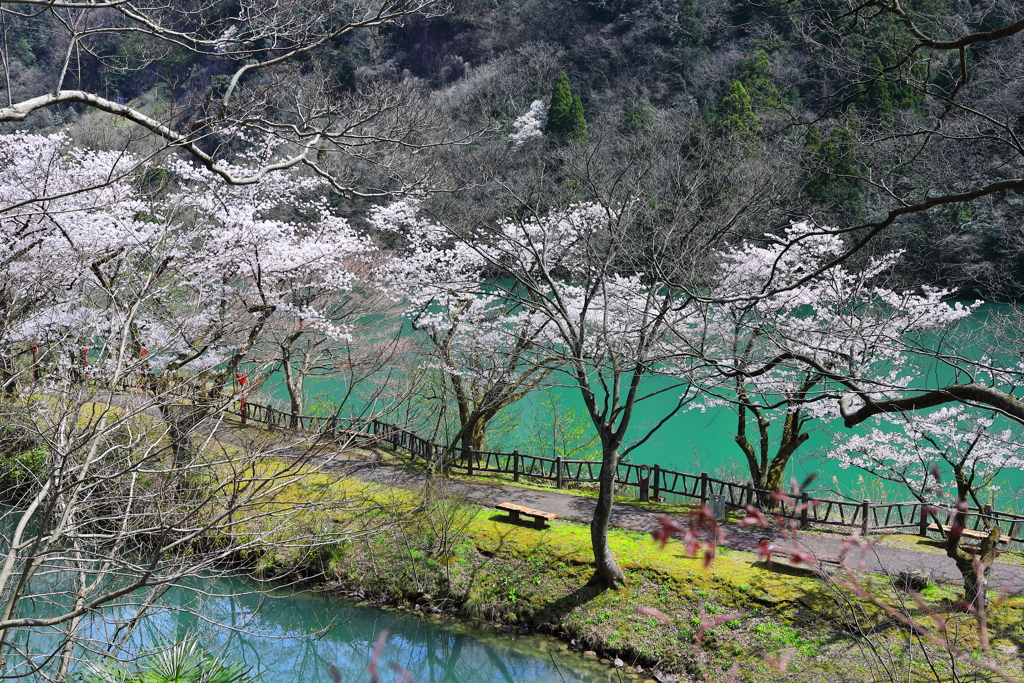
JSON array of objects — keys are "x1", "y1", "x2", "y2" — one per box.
[
  {"x1": 12, "y1": 576, "x2": 615, "y2": 682},
  {"x1": 153, "y1": 580, "x2": 616, "y2": 683},
  {"x1": 262, "y1": 304, "x2": 1024, "y2": 506}
]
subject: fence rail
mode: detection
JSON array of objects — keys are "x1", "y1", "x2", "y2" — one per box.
[{"x1": 234, "y1": 400, "x2": 1023, "y2": 543}]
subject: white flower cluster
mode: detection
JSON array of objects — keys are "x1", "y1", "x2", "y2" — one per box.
[
  {"x1": 829, "y1": 406, "x2": 1024, "y2": 502},
  {"x1": 0, "y1": 133, "x2": 375, "y2": 387},
  {"x1": 508, "y1": 100, "x2": 546, "y2": 146}
]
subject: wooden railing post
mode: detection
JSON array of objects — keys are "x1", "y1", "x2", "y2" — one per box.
[{"x1": 234, "y1": 409, "x2": 1013, "y2": 539}]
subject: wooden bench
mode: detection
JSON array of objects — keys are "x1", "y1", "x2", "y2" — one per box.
[
  {"x1": 496, "y1": 502, "x2": 557, "y2": 529},
  {"x1": 927, "y1": 523, "x2": 1011, "y2": 545}
]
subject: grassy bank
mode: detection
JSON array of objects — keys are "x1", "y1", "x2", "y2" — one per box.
[{"x1": 236, "y1": 456, "x2": 1024, "y2": 683}]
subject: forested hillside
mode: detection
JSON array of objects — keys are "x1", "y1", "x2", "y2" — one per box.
[
  {"x1": 4, "y1": 3, "x2": 1024, "y2": 675},
  {"x1": 2, "y1": 0, "x2": 1022, "y2": 298}
]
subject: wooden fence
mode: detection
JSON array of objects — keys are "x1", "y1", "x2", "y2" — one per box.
[{"x1": 235, "y1": 401, "x2": 1024, "y2": 544}]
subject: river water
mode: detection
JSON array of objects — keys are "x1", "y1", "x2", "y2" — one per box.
[
  {"x1": 147, "y1": 580, "x2": 616, "y2": 682},
  {"x1": 12, "y1": 576, "x2": 614, "y2": 682}
]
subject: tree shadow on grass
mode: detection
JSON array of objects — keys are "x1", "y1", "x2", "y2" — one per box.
[{"x1": 538, "y1": 570, "x2": 608, "y2": 625}]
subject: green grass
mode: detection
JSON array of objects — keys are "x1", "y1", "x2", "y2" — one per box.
[{"x1": 190, "y1": 430, "x2": 1024, "y2": 682}]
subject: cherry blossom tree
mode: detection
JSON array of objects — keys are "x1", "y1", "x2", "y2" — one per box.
[
  {"x1": 369, "y1": 196, "x2": 708, "y2": 587},
  {"x1": 695, "y1": 222, "x2": 979, "y2": 501},
  {"x1": 372, "y1": 199, "x2": 558, "y2": 463},
  {"x1": 4, "y1": 133, "x2": 376, "y2": 467},
  {"x1": 473, "y1": 200, "x2": 706, "y2": 589},
  {"x1": 830, "y1": 406, "x2": 1024, "y2": 608},
  {"x1": 262, "y1": 276, "x2": 399, "y2": 421},
  {"x1": 0, "y1": 132, "x2": 388, "y2": 677}
]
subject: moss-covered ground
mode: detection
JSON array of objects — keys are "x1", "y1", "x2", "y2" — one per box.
[{"x1": 231, "y1": 454, "x2": 1024, "y2": 683}]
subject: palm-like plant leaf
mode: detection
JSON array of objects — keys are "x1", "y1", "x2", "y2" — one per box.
[{"x1": 83, "y1": 639, "x2": 255, "y2": 683}]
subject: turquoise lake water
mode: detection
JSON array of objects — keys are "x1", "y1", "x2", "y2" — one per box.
[{"x1": 260, "y1": 304, "x2": 1024, "y2": 508}]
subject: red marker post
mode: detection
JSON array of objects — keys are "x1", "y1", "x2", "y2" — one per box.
[
  {"x1": 236, "y1": 373, "x2": 248, "y2": 425},
  {"x1": 81, "y1": 347, "x2": 89, "y2": 381},
  {"x1": 30, "y1": 345, "x2": 38, "y2": 381}
]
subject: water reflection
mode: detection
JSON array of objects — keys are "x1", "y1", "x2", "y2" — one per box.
[{"x1": 91, "y1": 578, "x2": 614, "y2": 683}]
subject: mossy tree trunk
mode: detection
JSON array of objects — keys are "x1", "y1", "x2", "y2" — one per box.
[
  {"x1": 948, "y1": 525, "x2": 1000, "y2": 610},
  {"x1": 945, "y1": 466, "x2": 999, "y2": 610},
  {"x1": 575, "y1": 359, "x2": 645, "y2": 590},
  {"x1": 158, "y1": 403, "x2": 203, "y2": 472},
  {"x1": 733, "y1": 374, "x2": 818, "y2": 507},
  {"x1": 591, "y1": 436, "x2": 626, "y2": 589}
]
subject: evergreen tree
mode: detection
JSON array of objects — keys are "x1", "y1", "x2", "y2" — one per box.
[
  {"x1": 545, "y1": 72, "x2": 588, "y2": 142},
  {"x1": 805, "y1": 124, "x2": 863, "y2": 217},
  {"x1": 719, "y1": 81, "x2": 760, "y2": 139},
  {"x1": 737, "y1": 48, "x2": 781, "y2": 108}
]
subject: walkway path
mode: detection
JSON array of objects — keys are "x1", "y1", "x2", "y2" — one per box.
[
  {"x1": 284, "y1": 438, "x2": 1024, "y2": 595},
  {"x1": 98, "y1": 389, "x2": 1024, "y2": 594}
]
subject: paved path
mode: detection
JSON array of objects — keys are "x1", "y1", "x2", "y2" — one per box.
[
  {"x1": 95, "y1": 389, "x2": 1024, "y2": 592},
  {"x1": 288, "y1": 441, "x2": 1024, "y2": 594}
]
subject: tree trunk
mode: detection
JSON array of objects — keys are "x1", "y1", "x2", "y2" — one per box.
[
  {"x1": 763, "y1": 434, "x2": 808, "y2": 495},
  {"x1": 460, "y1": 416, "x2": 486, "y2": 454},
  {"x1": 281, "y1": 350, "x2": 303, "y2": 427},
  {"x1": 0, "y1": 349, "x2": 16, "y2": 395},
  {"x1": 158, "y1": 404, "x2": 200, "y2": 472},
  {"x1": 591, "y1": 443, "x2": 625, "y2": 589},
  {"x1": 947, "y1": 525, "x2": 1000, "y2": 610}
]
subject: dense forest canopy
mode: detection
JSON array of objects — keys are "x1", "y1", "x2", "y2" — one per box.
[{"x1": 0, "y1": 0, "x2": 1021, "y2": 296}]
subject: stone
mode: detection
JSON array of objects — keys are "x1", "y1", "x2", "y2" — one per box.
[
  {"x1": 896, "y1": 568, "x2": 930, "y2": 592},
  {"x1": 635, "y1": 665, "x2": 644, "y2": 673},
  {"x1": 613, "y1": 658, "x2": 624, "y2": 668},
  {"x1": 583, "y1": 651, "x2": 598, "y2": 657},
  {"x1": 996, "y1": 644, "x2": 1019, "y2": 655}
]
